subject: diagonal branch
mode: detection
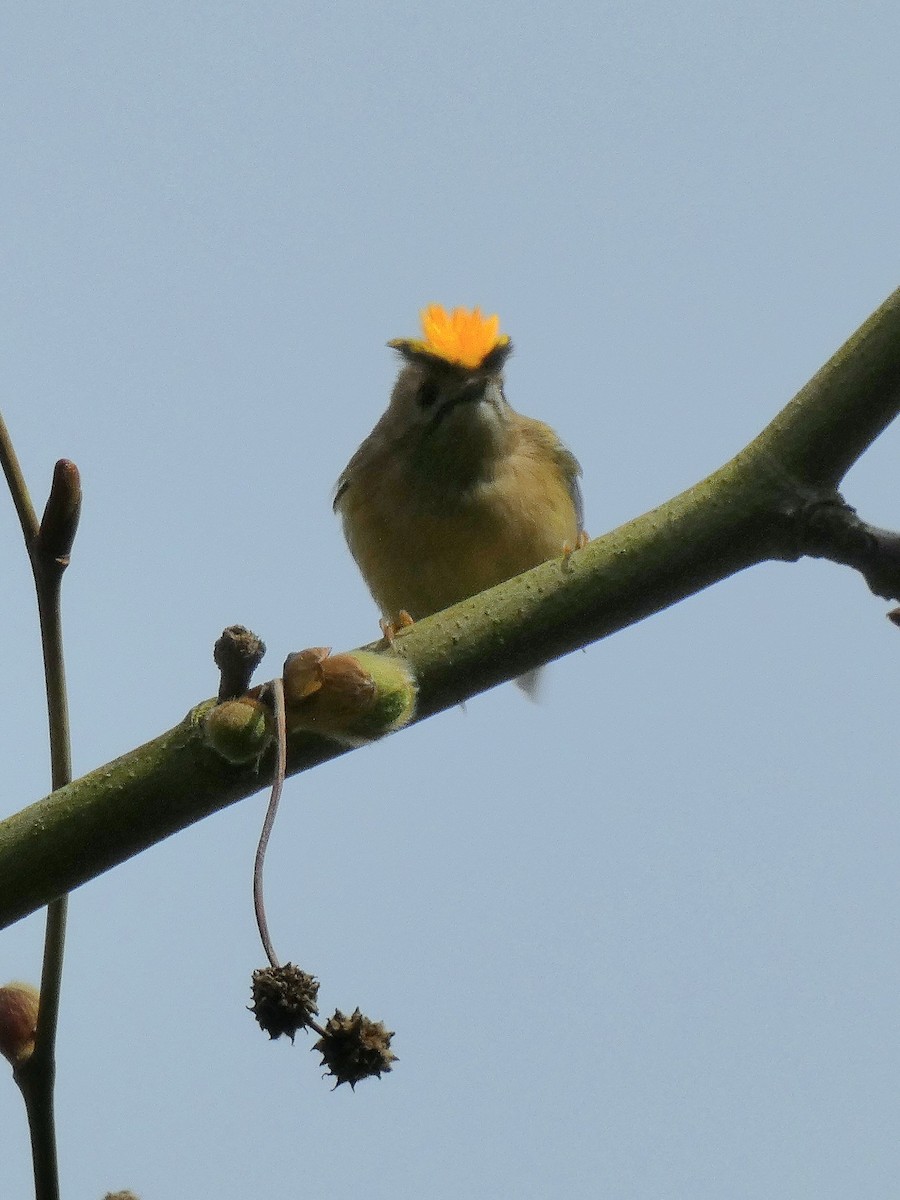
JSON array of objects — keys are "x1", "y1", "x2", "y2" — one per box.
[{"x1": 2, "y1": 287, "x2": 900, "y2": 930}]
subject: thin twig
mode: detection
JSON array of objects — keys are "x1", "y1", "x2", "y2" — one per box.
[
  {"x1": 0, "y1": 411, "x2": 39, "y2": 543},
  {"x1": 1, "y1": 415, "x2": 80, "y2": 1200},
  {"x1": 253, "y1": 678, "x2": 288, "y2": 970}
]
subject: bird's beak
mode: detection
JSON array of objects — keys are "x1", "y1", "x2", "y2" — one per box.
[{"x1": 457, "y1": 375, "x2": 503, "y2": 412}]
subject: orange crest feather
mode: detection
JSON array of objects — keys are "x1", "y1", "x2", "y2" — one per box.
[{"x1": 408, "y1": 304, "x2": 509, "y2": 369}]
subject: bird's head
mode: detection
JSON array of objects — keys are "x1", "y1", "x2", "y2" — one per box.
[{"x1": 383, "y1": 305, "x2": 515, "y2": 477}]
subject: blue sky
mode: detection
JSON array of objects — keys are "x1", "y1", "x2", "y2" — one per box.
[{"x1": 3, "y1": 3, "x2": 900, "y2": 1196}]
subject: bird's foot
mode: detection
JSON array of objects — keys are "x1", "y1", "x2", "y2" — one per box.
[
  {"x1": 562, "y1": 529, "x2": 590, "y2": 570},
  {"x1": 380, "y1": 610, "x2": 415, "y2": 645}
]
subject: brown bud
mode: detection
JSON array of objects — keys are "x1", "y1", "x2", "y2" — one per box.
[
  {"x1": 283, "y1": 649, "x2": 416, "y2": 746},
  {"x1": 36, "y1": 459, "x2": 81, "y2": 569},
  {"x1": 214, "y1": 625, "x2": 267, "y2": 700},
  {"x1": 0, "y1": 981, "x2": 40, "y2": 1067},
  {"x1": 281, "y1": 647, "x2": 331, "y2": 704}
]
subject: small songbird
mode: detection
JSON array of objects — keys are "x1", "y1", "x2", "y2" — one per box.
[{"x1": 334, "y1": 304, "x2": 585, "y2": 687}]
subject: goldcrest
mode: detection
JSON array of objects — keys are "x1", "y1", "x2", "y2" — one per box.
[{"x1": 334, "y1": 305, "x2": 584, "y2": 687}]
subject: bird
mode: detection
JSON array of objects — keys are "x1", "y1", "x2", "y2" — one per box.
[{"x1": 334, "y1": 304, "x2": 585, "y2": 690}]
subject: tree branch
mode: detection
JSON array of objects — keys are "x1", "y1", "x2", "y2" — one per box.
[{"x1": 2, "y1": 287, "x2": 900, "y2": 930}]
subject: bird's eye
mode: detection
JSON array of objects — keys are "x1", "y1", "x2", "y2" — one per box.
[{"x1": 417, "y1": 378, "x2": 440, "y2": 409}]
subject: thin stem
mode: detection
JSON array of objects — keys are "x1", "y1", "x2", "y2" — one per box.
[
  {"x1": 24, "y1": 575, "x2": 71, "y2": 1200},
  {"x1": 15, "y1": 1071, "x2": 59, "y2": 1200},
  {"x1": 0, "y1": 414, "x2": 79, "y2": 1200},
  {"x1": 253, "y1": 679, "x2": 288, "y2": 970},
  {"x1": 35, "y1": 576, "x2": 74, "y2": 791},
  {"x1": 0, "y1": 411, "x2": 39, "y2": 544}
]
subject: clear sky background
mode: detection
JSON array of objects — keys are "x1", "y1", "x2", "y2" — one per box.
[{"x1": 3, "y1": 3, "x2": 900, "y2": 1197}]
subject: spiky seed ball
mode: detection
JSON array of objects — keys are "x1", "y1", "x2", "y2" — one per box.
[
  {"x1": 250, "y1": 964, "x2": 319, "y2": 1041},
  {"x1": 314, "y1": 1007, "x2": 397, "y2": 1089}
]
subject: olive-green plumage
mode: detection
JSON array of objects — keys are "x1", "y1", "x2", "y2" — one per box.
[{"x1": 335, "y1": 336, "x2": 583, "y2": 684}]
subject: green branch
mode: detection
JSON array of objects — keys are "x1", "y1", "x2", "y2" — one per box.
[{"x1": 2, "y1": 287, "x2": 900, "y2": 930}]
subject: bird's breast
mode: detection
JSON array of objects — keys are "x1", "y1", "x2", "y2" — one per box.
[{"x1": 340, "y1": 440, "x2": 579, "y2": 622}]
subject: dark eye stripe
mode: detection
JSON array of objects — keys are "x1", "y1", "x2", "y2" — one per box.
[{"x1": 417, "y1": 378, "x2": 441, "y2": 408}]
